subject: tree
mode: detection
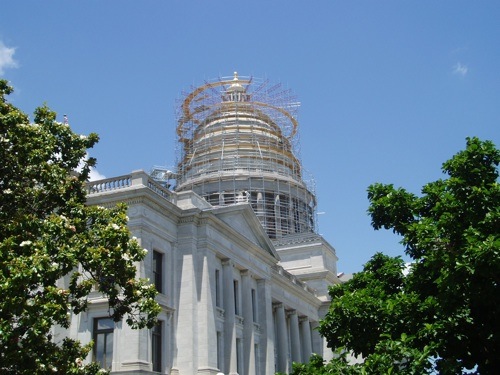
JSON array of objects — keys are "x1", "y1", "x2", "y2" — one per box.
[
  {"x1": 318, "y1": 137, "x2": 499, "y2": 374},
  {"x1": 316, "y1": 254, "x2": 434, "y2": 374},
  {"x1": 0, "y1": 80, "x2": 161, "y2": 374}
]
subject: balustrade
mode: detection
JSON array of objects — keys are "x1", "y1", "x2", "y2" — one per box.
[{"x1": 86, "y1": 171, "x2": 173, "y2": 202}]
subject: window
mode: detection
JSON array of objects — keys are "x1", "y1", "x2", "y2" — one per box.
[
  {"x1": 216, "y1": 331, "x2": 222, "y2": 371},
  {"x1": 152, "y1": 321, "x2": 162, "y2": 372},
  {"x1": 251, "y1": 288, "x2": 257, "y2": 322},
  {"x1": 93, "y1": 317, "x2": 114, "y2": 370},
  {"x1": 215, "y1": 269, "x2": 221, "y2": 307},
  {"x1": 233, "y1": 280, "x2": 240, "y2": 315},
  {"x1": 153, "y1": 250, "x2": 163, "y2": 293}
]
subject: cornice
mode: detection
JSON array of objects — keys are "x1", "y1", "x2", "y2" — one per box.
[{"x1": 272, "y1": 233, "x2": 323, "y2": 247}]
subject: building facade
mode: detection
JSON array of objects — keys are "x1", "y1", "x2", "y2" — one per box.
[{"x1": 59, "y1": 74, "x2": 340, "y2": 374}]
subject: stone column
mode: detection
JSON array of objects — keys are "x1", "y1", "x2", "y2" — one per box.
[
  {"x1": 299, "y1": 316, "x2": 313, "y2": 363},
  {"x1": 288, "y1": 310, "x2": 301, "y2": 363},
  {"x1": 241, "y1": 270, "x2": 255, "y2": 375},
  {"x1": 318, "y1": 301, "x2": 333, "y2": 362},
  {"x1": 222, "y1": 259, "x2": 237, "y2": 375},
  {"x1": 310, "y1": 321, "x2": 323, "y2": 357},
  {"x1": 274, "y1": 303, "x2": 288, "y2": 373},
  {"x1": 257, "y1": 279, "x2": 274, "y2": 374}
]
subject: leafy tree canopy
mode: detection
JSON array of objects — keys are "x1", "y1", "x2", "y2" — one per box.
[
  {"x1": 0, "y1": 80, "x2": 161, "y2": 374},
  {"x1": 315, "y1": 137, "x2": 499, "y2": 375}
]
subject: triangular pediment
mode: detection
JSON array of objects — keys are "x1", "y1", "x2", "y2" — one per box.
[{"x1": 208, "y1": 203, "x2": 279, "y2": 260}]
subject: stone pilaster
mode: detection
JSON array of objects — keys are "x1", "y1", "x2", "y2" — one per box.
[{"x1": 173, "y1": 219, "x2": 199, "y2": 374}]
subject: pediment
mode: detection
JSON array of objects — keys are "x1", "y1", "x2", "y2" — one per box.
[{"x1": 208, "y1": 203, "x2": 279, "y2": 260}]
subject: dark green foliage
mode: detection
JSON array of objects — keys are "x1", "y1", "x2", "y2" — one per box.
[
  {"x1": 0, "y1": 80, "x2": 161, "y2": 374},
  {"x1": 315, "y1": 137, "x2": 499, "y2": 374}
]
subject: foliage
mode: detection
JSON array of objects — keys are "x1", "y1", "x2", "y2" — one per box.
[
  {"x1": 316, "y1": 254, "x2": 435, "y2": 374},
  {"x1": 317, "y1": 137, "x2": 499, "y2": 374},
  {"x1": 284, "y1": 353, "x2": 359, "y2": 375},
  {"x1": 287, "y1": 340, "x2": 433, "y2": 375},
  {"x1": 0, "y1": 80, "x2": 161, "y2": 374}
]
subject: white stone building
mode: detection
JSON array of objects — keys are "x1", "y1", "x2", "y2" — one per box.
[{"x1": 63, "y1": 74, "x2": 340, "y2": 374}]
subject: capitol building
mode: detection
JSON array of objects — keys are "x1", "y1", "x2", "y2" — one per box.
[{"x1": 60, "y1": 73, "x2": 341, "y2": 374}]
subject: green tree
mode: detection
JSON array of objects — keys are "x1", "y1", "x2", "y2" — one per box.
[
  {"x1": 318, "y1": 137, "x2": 499, "y2": 374},
  {"x1": 316, "y1": 254, "x2": 434, "y2": 374},
  {"x1": 0, "y1": 80, "x2": 161, "y2": 374}
]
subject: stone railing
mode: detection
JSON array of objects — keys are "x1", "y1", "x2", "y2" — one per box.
[
  {"x1": 87, "y1": 170, "x2": 174, "y2": 203},
  {"x1": 272, "y1": 264, "x2": 317, "y2": 296},
  {"x1": 87, "y1": 175, "x2": 131, "y2": 193}
]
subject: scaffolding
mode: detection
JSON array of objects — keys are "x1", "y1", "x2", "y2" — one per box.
[{"x1": 174, "y1": 73, "x2": 317, "y2": 239}]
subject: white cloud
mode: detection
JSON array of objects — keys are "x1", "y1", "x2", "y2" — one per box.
[
  {"x1": 77, "y1": 153, "x2": 106, "y2": 181},
  {"x1": 452, "y1": 62, "x2": 468, "y2": 77},
  {"x1": 0, "y1": 41, "x2": 18, "y2": 75},
  {"x1": 89, "y1": 168, "x2": 106, "y2": 181}
]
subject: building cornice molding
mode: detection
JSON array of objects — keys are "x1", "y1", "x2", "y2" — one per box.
[
  {"x1": 273, "y1": 232, "x2": 338, "y2": 259},
  {"x1": 272, "y1": 232, "x2": 323, "y2": 247}
]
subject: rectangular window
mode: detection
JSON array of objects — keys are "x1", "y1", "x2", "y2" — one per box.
[
  {"x1": 153, "y1": 250, "x2": 163, "y2": 293},
  {"x1": 233, "y1": 280, "x2": 239, "y2": 315},
  {"x1": 152, "y1": 321, "x2": 162, "y2": 372},
  {"x1": 215, "y1": 269, "x2": 221, "y2": 307},
  {"x1": 251, "y1": 288, "x2": 257, "y2": 322},
  {"x1": 93, "y1": 317, "x2": 114, "y2": 370},
  {"x1": 216, "y1": 331, "x2": 222, "y2": 371}
]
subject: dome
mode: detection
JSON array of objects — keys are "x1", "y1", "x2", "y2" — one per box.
[{"x1": 226, "y1": 71, "x2": 246, "y2": 92}]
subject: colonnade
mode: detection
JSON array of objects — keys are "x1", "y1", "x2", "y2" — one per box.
[
  {"x1": 217, "y1": 259, "x2": 316, "y2": 375},
  {"x1": 273, "y1": 303, "x2": 314, "y2": 374}
]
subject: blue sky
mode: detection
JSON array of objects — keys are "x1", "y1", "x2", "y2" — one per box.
[{"x1": 2, "y1": 1, "x2": 499, "y2": 273}]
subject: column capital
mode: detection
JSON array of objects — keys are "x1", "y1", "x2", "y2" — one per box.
[
  {"x1": 272, "y1": 302, "x2": 283, "y2": 310},
  {"x1": 286, "y1": 309, "x2": 298, "y2": 317},
  {"x1": 240, "y1": 269, "x2": 250, "y2": 277},
  {"x1": 256, "y1": 278, "x2": 268, "y2": 285},
  {"x1": 221, "y1": 258, "x2": 232, "y2": 267},
  {"x1": 298, "y1": 315, "x2": 309, "y2": 323}
]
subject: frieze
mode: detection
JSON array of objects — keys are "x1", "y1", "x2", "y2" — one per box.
[{"x1": 177, "y1": 215, "x2": 200, "y2": 225}]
